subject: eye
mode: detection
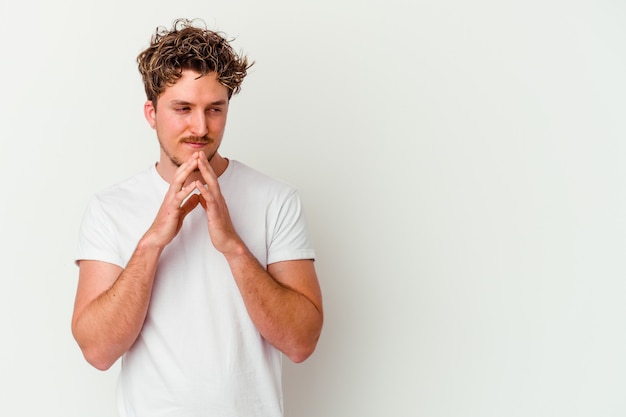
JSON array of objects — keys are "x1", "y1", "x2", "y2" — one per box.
[
  {"x1": 208, "y1": 107, "x2": 222, "y2": 113},
  {"x1": 174, "y1": 107, "x2": 190, "y2": 113}
]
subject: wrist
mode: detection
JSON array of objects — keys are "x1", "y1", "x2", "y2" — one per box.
[
  {"x1": 221, "y1": 239, "x2": 249, "y2": 260},
  {"x1": 137, "y1": 232, "x2": 167, "y2": 254}
]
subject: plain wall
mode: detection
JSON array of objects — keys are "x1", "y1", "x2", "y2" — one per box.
[{"x1": 1, "y1": 1, "x2": 626, "y2": 416}]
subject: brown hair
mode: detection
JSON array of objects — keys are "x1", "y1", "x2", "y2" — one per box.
[{"x1": 137, "y1": 18, "x2": 252, "y2": 103}]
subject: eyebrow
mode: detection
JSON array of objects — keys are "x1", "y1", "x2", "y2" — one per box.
[{"x1": 170, "y1": 99, "x2": 228, "y2": 107}]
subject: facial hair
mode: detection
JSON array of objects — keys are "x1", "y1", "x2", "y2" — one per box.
[{"x1": 159, "y1": 135, "x2": 216, "y2": 168}]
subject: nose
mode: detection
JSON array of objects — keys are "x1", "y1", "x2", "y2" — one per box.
[{"x1": 189, "y1": 110, "x2": 209, "y2": 137}]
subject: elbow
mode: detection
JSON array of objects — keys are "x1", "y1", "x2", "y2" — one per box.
[
  {"x1": 72, "y1": 327, "x2": 118, "y2": 371},
  {"x1": 284, "y1": 331, "x2": 322, "y2": 364},
  {"x1": 75, "y1": 340, "x2": 118, "y2": 371},
  {"x1": 286, "y1": 311, "x2": 323, "y2": 363},
  {"x1": 83, "y1": 350, "x2": 117, "y2": 371},
  {"x1": 287, "y1": 347, "x2": 315, "y2": 364}
]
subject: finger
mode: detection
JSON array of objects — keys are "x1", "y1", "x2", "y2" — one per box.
[
  {"x1": 177, "y1": 182, "x2": 195, "y2": 198},
  {"x1": 197, "y1": 153, "x2": 220, "y2": 190},
  {"x1": 195, "y1": 180, "x2": 213, "y2": 205},
  {"x1": 170, "y1": 155, "x2": 200, "y2": 193}
]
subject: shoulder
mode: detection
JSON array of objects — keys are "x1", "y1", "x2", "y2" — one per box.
[
  {"x1": 224, "y1": 160, "x2": 298, "y2": 197},
  {"x1": 88, "y1": 166, "x2": 162, "y2": 213}
]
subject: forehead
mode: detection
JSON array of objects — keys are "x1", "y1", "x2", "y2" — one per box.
[{"x1": 159, "y1": 70, "x2": 229, "y2": 103}]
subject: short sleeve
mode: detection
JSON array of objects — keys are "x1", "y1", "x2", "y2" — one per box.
[
  {"x1": 75, "y1": 196, "x2": 124, "y2": 268},
  {"x1": 267, "y1": 191, "x2": 316, "y2": 265}
]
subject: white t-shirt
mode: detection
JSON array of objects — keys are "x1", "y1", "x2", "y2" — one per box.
[{"x1": 76, "y1": 160, "x2": 316, "y2": 417}]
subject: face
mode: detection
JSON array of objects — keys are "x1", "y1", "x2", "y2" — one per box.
[{"x1": 144, "y1": 70, "x2": 230, "y2": 181}]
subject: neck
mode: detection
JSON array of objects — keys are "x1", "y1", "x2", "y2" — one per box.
[{"x1": 156, "y1": 152, "x2": 229, "y2": 185}]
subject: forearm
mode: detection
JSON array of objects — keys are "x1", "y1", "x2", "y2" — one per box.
[
  {"x1": 224, "y1": 245, "x2": 323, "y2": 363},
  {"x1": 195, "y1": 154, "x2": 323, "y2": 361},
  {"x1": 72, "y1": 240, "x2": 162, "y2": 370},
  {"x1": 73, "y1": 156, "x2": 205, "y2": 370}
]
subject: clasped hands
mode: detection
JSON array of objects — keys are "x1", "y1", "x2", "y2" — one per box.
[{"x1": 145, "y1": 151, "x2": 241, "y2": 254}]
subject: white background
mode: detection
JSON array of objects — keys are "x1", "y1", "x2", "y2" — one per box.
[{"x1": 1, "y1": 0, "x2": 625, "y2": 416}]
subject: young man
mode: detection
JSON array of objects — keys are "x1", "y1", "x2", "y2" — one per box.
[{"x1": 71, "y1": 19, "x2": 323, "y2": 416}]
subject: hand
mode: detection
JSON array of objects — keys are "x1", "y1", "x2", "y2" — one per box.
[
  {"x1": 143, "y1": 155, "x2": 202, "y2": 248},
  {"x1": 195, "y1": 152, "x2": 244, "y2": 254}
]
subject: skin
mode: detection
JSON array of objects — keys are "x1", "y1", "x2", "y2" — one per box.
[{"x1": 71, "y1": 70, "x2": 323, "y2": 370}]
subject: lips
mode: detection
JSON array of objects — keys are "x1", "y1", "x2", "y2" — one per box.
[
  {"x1": 182, "y1": 137, "x2": 214, "y2": 149},
  {"x1": 183, "y1": 142, "x2": 210, "y2": 150},
  {"x1": 182, "y1": 136, "x2": 213, "y2": 145}
]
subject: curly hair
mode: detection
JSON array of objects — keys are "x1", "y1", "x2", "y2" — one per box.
[{"x1": 137, "y1": 18, "x2": 252, "y2": 103}]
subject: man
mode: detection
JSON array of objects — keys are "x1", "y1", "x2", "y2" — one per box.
[{"x1": 71, "y1": 18, "x2": 323, "y2": 417}]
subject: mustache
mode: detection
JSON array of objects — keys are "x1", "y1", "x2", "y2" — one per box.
[{"x1": 181, "y1": 136, "x2": 214, "y2": 144}]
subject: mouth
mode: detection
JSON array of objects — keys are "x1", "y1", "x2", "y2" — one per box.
[{"x1": 182, "y1": 137, "x2": 214, "y2": 148}]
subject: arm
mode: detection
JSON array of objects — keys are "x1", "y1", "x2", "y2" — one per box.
[
  {"x1": 71, "y1": 158, "x2": 202, "y2": 370},
  {"x1": 71, "y1": 244, "x2": 161, "y2": 370},
  {"x1": 227, "y1": 252, "x2": 323, "y2": 363},
  {"x1": 195, "y1": 154, "x2": 323, "y2": 362}
]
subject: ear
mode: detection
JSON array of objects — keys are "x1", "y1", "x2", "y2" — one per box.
[{"x1": 143, "y1": 100, "x2": 157, "y2": 129}]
